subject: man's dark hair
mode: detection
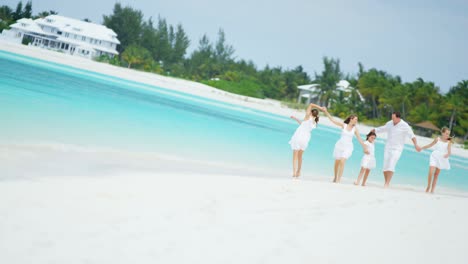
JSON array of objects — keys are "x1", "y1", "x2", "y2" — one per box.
[{"x1": 393, "y1": 111, "x2": 401, "y2": 118}]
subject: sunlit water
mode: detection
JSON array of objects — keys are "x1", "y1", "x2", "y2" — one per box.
[{"x1": 0, "y1": 50, "x2": 467, "y2": 192}]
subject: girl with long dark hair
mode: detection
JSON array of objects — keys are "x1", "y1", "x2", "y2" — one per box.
[
  {"x1": 288, "y1": 103, "x2": 324, "y2": 178},
  {"x1": 323, "y1": 108, "x2": 368, "y2": 183}
]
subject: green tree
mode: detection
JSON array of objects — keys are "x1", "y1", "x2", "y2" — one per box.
[
  {"x1": 121, "y1": 44, "x2": 152, "y2": 69},
  {"x1": 443, "y1": 80, "x2": 468, "y2": 139},
  {"x1": 22, "y1": 1, "x2": 32, "y2": 18},
  {"x1": 380, "y1": 82, "x2": 411, "y2": 118},
  {"x1": 103, "y1": 3, "x2": 144, "y2": 53},
  {"x1": 214, "y1": 29, "x2": 235, "y2": 65},
  {"x1": 258, "y1": 65, "x2": 284, "y2": 99},
  {"x1": 35, "y1": 10, "x2": 58, "y2": 19},
  {"x1": 187, "y1": 34, "x2": 215, "y2": 79},
  {"x1": 164, "y1": 24, "x2": 190, "y2": 75},
  {"x1": 314, "y1": 57, "x2": 343, "y2": 106},
  {"x1": 281, "y1": 66, "x2": 311, "y2": 99},
  {"x1": 357, "y1": 68, "x2": 394, "y2": 119},
  {"x1": 154, "y1": 17, "x2": 171, "y2": 63},
  {"x1": 140, "y1": 18, "x2": 158, "y2": 60},
  {"x1": 411, "y1": 78, "x2": 441, "y2": 106},
  {"x1": 12, "y1": 1, "x2": 22, "y2": 21},
  {"x1": 0, "y1": 5, "x2": 13, "y2": 31},
  {"x1": 0, "y1": 5, "x2": 13, "y2": 20},
  {"x1": 170, "y1": 24, "x2": 190, "y2": 64},
  {"x1": 406, "y1": 78, "x2": 441, "y2": 123}
]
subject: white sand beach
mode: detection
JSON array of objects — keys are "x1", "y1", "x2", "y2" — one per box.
[
  {"x1": 1, "y1": 42, "x2": 468, "y2": 264},
  {"x1": 1, "y1": 166, "x2": 468, "y2": 264}
]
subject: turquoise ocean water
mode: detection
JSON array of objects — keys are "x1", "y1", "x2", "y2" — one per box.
[{"x1": 1, "y1": 50, "x2": 467, "y2": 191}]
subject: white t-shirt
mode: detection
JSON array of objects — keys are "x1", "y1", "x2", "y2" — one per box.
[{"x1": 375, "y1": 119, "x2": 415, "y2": 152}]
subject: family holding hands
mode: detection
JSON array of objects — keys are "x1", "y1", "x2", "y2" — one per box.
[{"x1": 289, "y1": 103, "x2": 452, "y2": 193}]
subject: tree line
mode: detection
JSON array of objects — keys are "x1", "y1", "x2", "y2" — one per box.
[{"x1": 1, "y1": 2, "x2": 467, "y2": 142}]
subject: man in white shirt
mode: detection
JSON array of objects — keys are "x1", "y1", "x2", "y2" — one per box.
[{"x1": 372, "y1": 112, "x2": 421, "y2": 188}]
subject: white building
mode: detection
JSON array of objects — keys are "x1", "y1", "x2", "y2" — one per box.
[
  {"x1": 0, "y1": 15, "x2": 120, "y2": 59},
  {"x1": 297, "y1": 84, "x2": 321, "y2": 104},
  {"x1": 297, "y1": 80, "x2": 364, "y2": 105}
]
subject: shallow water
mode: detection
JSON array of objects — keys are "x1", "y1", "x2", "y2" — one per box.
[{"x1": 1, "y1": 50, "x2": 467, "y2": 191}]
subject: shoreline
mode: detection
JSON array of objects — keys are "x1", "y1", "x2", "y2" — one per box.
[
  {"x1": 1, "y1": 40, "x2": 466, "y2": 158},
  {"x1": 1, "y1": 41, "x2": 468, "y2": 264}
]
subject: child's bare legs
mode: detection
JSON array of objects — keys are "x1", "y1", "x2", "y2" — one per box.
[
  {"x1": 362, "y1": 169, "x2": 371, "y2": 186},
  {"x1": 430, "y1": 168, "x2": 441, "y2": 193},
  {"x1": 292, "y1": 150, "x2": 299, "y2": 177},
  {"x1": 355, "y1": 167, "x2": 366, "y2": 185},
  {"x1": 336, "y1": 159, "x2": 347, "y2": 183},
  {"x1": 296, "y1": 150, "x2": 304, "y2": 177},
  {"x1": 426, "y1": 166, "x2": 435, "y2": 192}
]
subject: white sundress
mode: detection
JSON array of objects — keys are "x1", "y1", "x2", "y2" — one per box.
[
  {"x1": 361, "y1": 141, "x2": 376, "y2": 169},
  {"x1": 429, "y1": 138, "x2": 451, "y2": 170},
  {"x1": 333, "y1": 124, "x2": 355, "y2": 159},
  {"x1": 289, "y1": 118, "x2": 317, "y2": 151}
]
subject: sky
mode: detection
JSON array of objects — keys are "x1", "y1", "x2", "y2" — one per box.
[{"x1": 3, "y1": 0, "x2": 468, "y2": 92}]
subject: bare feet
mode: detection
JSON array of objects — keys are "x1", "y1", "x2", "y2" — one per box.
[
  {"x1": 353, "y1": 181, "x2": 359, "y2": 186},
  {"x1": 361, "y1": 184, "x2": 366, "y2": 187},
  {"x1": 292, "y1": 172, "x2": 300, "y2": 178},
  {"x1": 425, "y1": 186, "x2": 430, "y2": 193}
]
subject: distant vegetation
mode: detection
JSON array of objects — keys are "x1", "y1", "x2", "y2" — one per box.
[{"x1": 1, "y1": 1, "x2": 467, "y2": 143}]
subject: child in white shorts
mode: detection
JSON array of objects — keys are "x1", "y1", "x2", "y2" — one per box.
[{"x1": 355, "y1": 131, "x2": 377, "y2": 186}]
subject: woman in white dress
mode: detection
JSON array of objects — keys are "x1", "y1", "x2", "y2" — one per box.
[
  {"x1": 421, "y1": 127, "x2": 452, "y2": 193},
  {"x1": 289, "y1": 103, "x2": 324, "y2": 178},
  {"x1": 323, "y1": 108, "x2": 368, "y2": 183},
  {"x1": 354, "y1": 131, "x2": 377, "y2": 186}
]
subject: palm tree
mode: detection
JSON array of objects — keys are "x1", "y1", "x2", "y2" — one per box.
[
  {"x1": 444, "y1": 80, "x2": 468, "y2": 137},
  {"x1": 357, "y1": 69, "x2": 392, "y2": 119},
  {"x1": 391, "y1": 83, "x2": 412, "y2": 118},
  {"x1": 121, "y1": 44, "x2": 152, "y2": 69},
  {"x1": 314, "y1": 57, "x2": 343, "y2": 106}
]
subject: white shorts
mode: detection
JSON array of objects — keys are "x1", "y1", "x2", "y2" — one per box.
[
  {"x1": 383, "y1": 149, "x2": 402, "y2": 172},
  {"x1": 361, "y1": 155, "x2": 376, "y2": 169}
]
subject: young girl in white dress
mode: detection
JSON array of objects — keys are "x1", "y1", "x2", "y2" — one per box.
[
  {"x1": 421, "y1": 127, "x2": 452, "y2": 193},
  {"x1": 354, "y1": 131, "x2": 377, "y2": 186},
  {"x1": 289, "y1": 103, "x2": 324, "y2": 178},
  {"x1": 323, "y1": 108, "x2": 368, "y2": 183}
]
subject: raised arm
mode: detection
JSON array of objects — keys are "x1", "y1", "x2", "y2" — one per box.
[
  {"x1": 323, "y1": 108, "x2": 344, "y2": 128},
  {"x1": 290, "y1": 115, "x2": 302, "y2": 125},
  {"x1": 421, "y1": 138, "x2": 438, "y2": 150},
  {"x1": 306, "y1": 103, "x2": 322, "y2": 114},
  {"x1": 354, "y1": 128, "x2": 369, "y2": 154}
]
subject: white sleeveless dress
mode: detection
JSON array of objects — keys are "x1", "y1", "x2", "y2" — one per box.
[
  {"x1": 289, "y1": 118, "x2": 317, "y2": 150},
  {"x1": 333, "y1": 124, "x2": 355, "y2": 159},
  {"x1": 361, "y1": 141, "x2": 376, "y2": 169},
  {"x1": 429, "y1": 138, "x2": 450, "y2": 170}
]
